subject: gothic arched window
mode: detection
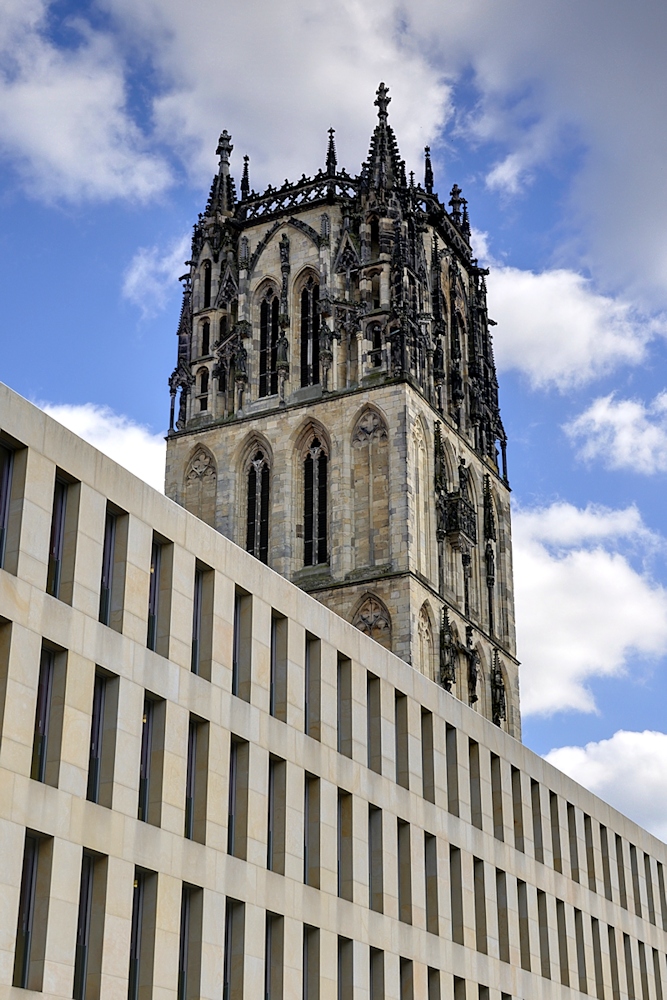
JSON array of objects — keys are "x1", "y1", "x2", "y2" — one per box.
[
  {"x1": 304, "y1": 437, "x2": 327, "y2": 565},
  {"x1": 197, "y1": 368, "x2": 209, "y2": 412},
  {"x1": 201, "y1": 320, "x2": 210, "y2": 356},
  {"x1": 369, "y1": 323, "x2": 382, "y2": 367},
  {"x1": 300, "y1": 276, "x2": 320, "y2": 388},
  {"x1": 246, "y1": 451, "x2": 270, "y2": 563},
  {"x1": 201, "y1": 260, "x2": 212, "y2": 309},
  {"x1": 259, "y1": 288, "x2": 279, "y2": 397},
  {"x1": 352, "y1": 593, "x2": 392, "y2": 650},
  {"x1": 351, "y1": 408, "x2": 389, "y2": 569}
]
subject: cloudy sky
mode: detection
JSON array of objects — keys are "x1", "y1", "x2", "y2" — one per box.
[{"x1": 3, "y1": 0, "x2": 667, "y2": 839}]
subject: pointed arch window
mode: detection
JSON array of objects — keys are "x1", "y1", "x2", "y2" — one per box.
[
  {"x1": 197, "y1": 368, "x2": 209, "y2": 412},
  {"x1": 202, "y1": 261, "x2": 212, "y2": 309},
  {"x1": 300, "y1": 276, "x2": 320, "y2": 387},
  {"x1": 304, "y1": 438, "x2": 327, "y2": 565},
  {"x1": 201, "y1": 320, "x2": 210, "y2": 356},
  {"x1": 259, "y1": 289, "x2": 280, "y2": 397},
  {"x1": 370, "y1": 218, "x2": 380, "y2": 259},
  {"x1": 246, "y1": 451, "x2": 270, "y2": 563}
]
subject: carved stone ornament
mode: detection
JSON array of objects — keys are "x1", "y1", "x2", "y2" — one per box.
[
  {"x1": 352, "y1": 410, "x2": 388, "y2": 448},
  {"x1": 439, "y1": 607, "x2": 456, "y2": 692},
  {"x1": 491, "y1": 650, "x2": 507, "y2": 726},
  {"x1": 352, "y1": 595, "x2": 391, "y2": 648},
  {"x1": 187, "y1": 450, "x2": 216, "y2": 481}
]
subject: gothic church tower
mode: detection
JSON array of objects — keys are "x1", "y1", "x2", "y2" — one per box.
[{"x1": 165, "y1": 84, "x2": 520, "y2": 738}]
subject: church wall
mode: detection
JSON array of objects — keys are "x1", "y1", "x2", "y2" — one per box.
[{"x1": 2, "y1": 383, "x2": 666, "y2": 1000}]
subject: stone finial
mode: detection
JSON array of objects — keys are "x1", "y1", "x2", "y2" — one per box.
[
  {"x1": 216, "y1": 130, "x2": 233, "y2": 173},
  {"x1": 326, "y1": 128, "x2": 337, "y2": 177},
  {"x1": 241, "y1": 155, "x2": 250, "y2": 200},
  {"x1": 424, "y1": 145, "x2": 434, "y2": 194},
  {"x1": 374, "y1": 82, "x2": 391, "y2": 120},
  {"x1": 449, "y1": 183, "x2": 463, "y2": 224}
]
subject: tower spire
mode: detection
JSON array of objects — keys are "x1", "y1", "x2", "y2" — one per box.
[
  {"x1": 362, "y1": 83, "x2": 406, "y2": 195},
  {"x1": 424, "y1": 145, "x2": 434, "y2": 194},
  {"x1": 216, "y1": 130, "x2": 234, "y2": 215},
  {"x1": 241, "y1": 155, "x2": 250, "y2": 200},
  {"x1": 326, "y1": 128, "x2": 337, "y2": 177}
]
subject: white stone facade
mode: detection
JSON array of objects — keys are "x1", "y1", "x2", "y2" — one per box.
[{"x1": 2, "y1": 383, "x2": 667, "y2": 1000}]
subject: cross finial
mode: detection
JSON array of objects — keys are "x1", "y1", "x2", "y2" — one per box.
[
  {"x1": 375, "y1": 82, "x2": 391, "y2": 120},
  {"x1": 326, "y1": 127, "x2": 337, "y2": 177},
  {"x1": 241, "y1": 155, "x2": 249, "y2": 200}
]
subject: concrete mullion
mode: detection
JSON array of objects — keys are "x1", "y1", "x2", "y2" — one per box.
[
  {"x1": 544, "y1": 892, "x2": 560, "y2": 982},
  {"x1": 205, "y1": 718, "x2": 229, "y2": 853},
  {"x1": 99, "y1": 856, "x2": 134, "y2": 998},
  {"x1": 505, "y1": 875, "x2": 522, "y2": 971},
  {"x1": 524, "y1": 881, "x2": 541, "y2": 973},
  {"x1": 379, "y1": 678, "x2": 395, "y2": 779},
  {"x1": 353, "y1": 938, "x2": 370, "y2": 1000},
  {"x1": 245, "y1": 741, "x2": 269, "y2": 869},
  {"x1": 455, "y1": 728, "x2": 471, "y2": 825},
  {"x1": 0, "y1": 623, "x2": 42, "y2": 777},
  {"x1": 319, "y1": 641, "x2": 338, "y2": 751},
  {"x1": 121, "y1": 516, "x2": 153, "y2": 646},
  {"x1": 406, "y1": 696, "x2": 422, "y2": 793},
  {"x1": 352, "y1": 793, "x2": 369, "y2": 906},
  {"x1": 383, "y1": 811, "x2": 399, "y2": 921},
  {"x1": 288, "y1": 621, "x2": 306, "y2": 735},
  {"x1": 242, "y1": 900, "x2": 265, "y2": 1000},
  {"x1": 350, "y1": 657, "x2": 366, "y2": 765},
  {"x1": 413, "y1": 960, "x2": 428, "y2": 1000},
  {"x1": 519, "y1": 769, "x2": 535, "y2": 858},
  {"x1": 159, "y1": 700, "x2": 188, "y2": 836},
  {"x1": 412, "y1": 824, "x2": 426, "y2": 931},
  {"x1": 282, "y1": 915, "x2": 302, "y2": 1000},
  {"x1": 478, "y1": 746, "x2": 494, "y2": 838},
  {"x1": 70, "y1": 483, "x2": 106, "y2": 619},
  {"x1": 58, "y1": 651, "x2": 95, "y2": 798},
  {"x1": 437, "y1": 835, "x2": 452, "y2": 944},
  {"x1": 15, "y1": 447, "x2": 53, "y2": 590},
  {"x1": 210, "y1": 571, "x2": 234, "y2": 692},
  {"x1": 319, "y1": 778, "x2": 338, "y2": 897},
  {"x1": 431, "y1": 712, "x2": 447, "y2": 811},
  {"x1": 460, "y1": 850, "x2": 476, "y2": 951},
  {"x1": 0, "y1": 819, "x2": 27, "y2": 972},
  {"x1": 385, "y1": 951, "x2": 401, "y2": 1000},
  {"x1": 249, "y1": 595, "x2": 271, "y2": 714},
  {"x1": 284, "y1": 761, "x2": 304, "y2": 883},
  {"x1": 319, "y1": 927, "x2": 338, "y2": 1000},
  {"x1": 109, "y1": 677, "x2": 143, "y2": 818},
  {"x1": 42, "y1": 839, "x2": 81, "y2": 997}
]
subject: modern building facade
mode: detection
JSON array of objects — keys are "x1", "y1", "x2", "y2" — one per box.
[
  {"x1": 164, "y1": 85, "x2": 519, "y2": 739},
  {"x1": 2, "y1": 383, "x2": 667, "y2": 1000}
]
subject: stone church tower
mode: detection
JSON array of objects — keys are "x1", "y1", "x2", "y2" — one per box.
[{"x1": 165, "y1": 84, "x2": 520, "y2": 738}]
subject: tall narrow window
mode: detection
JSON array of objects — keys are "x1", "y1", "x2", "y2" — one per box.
[
  {"x1": 337, "y1": 655, "x2": 352, "y2": 757},
  {"x1": 185, "y1": 717, "x2": 208, "y2": 843},
  {"x1": 469, "y1": 741, "x2": 482, "y2": 830},
  {"x1": 367, "y1": 672, "x2": 382, "y2": 773},
  {"x1": 0, "y1": 442, "x2": 12, "y2": 568},
  {"x1": 600, "y1": 826, "x2": 613, "y2": 901},
  {"x1": 259, "y1": 290, "x2": 280, "y2": 397},
  {"x1": 128, "y1": 869, "x2": 157, "y2": 1000},
  {"x1": 13, "y1": 832, "x2": 52, "y2": 991},
  {"x1": 138, "y1": 695, "x2": 164, "y2": 826},
  {"x1": 608, "y1": 927, "x2": 621, "y2": 1000},
  {"x1": 399, "y1": 958, "x2": 413, "y2": 1000},
  {"x1": 337, "y1": 789, "x2": 353, "y2": 900},
  {"x1": 201, "y1": 319, "x2": 210, "y2": 356},
  {"x1": 425, "y1": 832, "x2": 439, "y2": 934},
  {"x1": 246, "y1": 452, "x2": 270, "y2": 563},
  {"x1": 31, "y1": 646, "x2": 65, "y2": 786},
  {"x1": 370, "y1": 949, "x2": 385, "y2": 1000},
  {"x1": 300, "y1": 276, "x2": 320, "y2": 387},
  {"x1": 556, "y1": 899, "x2": 570, "y2": 986},
  {"x1": 270, "y1": 612, "x2": 288, "y2": 721},
  {"x1": 630, "y1": 844, "x2": 643, "y2": 917},
  {"x1": 517, "y1": 880, "x2": 531, "y2": 971},
  {"x1": 512, "y1": 767, "x2": 524, "y2": 852},
  {"x1": 397, "y1": 819, "x2": 412, "y2": 924},
  {"x1": 428, "y1": 968, "x2": 441, "y2": 1000},
  {"x1": 585, "y1": 815, "x2": 597, "y2": 893},
  {"x1": 87, "y1": 670, "x2": 118, "y2": 805},
  {"x1": 73, "y1": 851, "x2": 106, "y2": 1000},
  {"x1": 147, "y1": 535, "x2": 173, "y2": 656},
  {"x1": 550, "y1": 791, "x2": 563, "y2": 873},
  {"x1": 338, "y1": 937, "x2": 353, "y2": 1000},
  {"x1": 304, "y1": 633, "x2": 321, "y2": 740},
  {"x1": 567, "y1": 803, "x2": 580, "y2": 883},
  {"x1": 421, "y1": 709, "x2": 435, "y2": 803},
  {"x1": 47, "y1": 477, "x2": 68, "y2": 598},
  {"x1": 191, "y1": 563, "x2": 213, "y2": 678},
  {"x1": 178, "y1": 884, "x2": 202, "y2": 1000},
  {"x1": 304, "y1": 773, "x2": 320, "y2": 888},
  {"x1": 369, "y1": 805, "x2": 383, "y2": 912},
  {"x1": 446, "y1": 724, "x2": 459, "y2": 816},
  {"x1": 537, "y1": 889, "x2": 551, "y2": 979},
  {"x1": 232, "y1": 588, "x2": 252, "y2": 700},
  {"x1": 197, "y1": 368, "x2": 209, "y2": 411},
  {"x1": 303, "y1": 439, "x2": 327, "y2": 565},
  {"x1": 99, "y1": 508, "x2": 116, "y2": 625},
  {"x1": 531, "y1": 780, "x2": 544, "y2": 862},
  {"x1": 496, "y1": 870, "x2": 510, "y2": 963},
  {"x1": 303, "y1": 926, "x2": 319, "y2": 1000},
  {"x1": 227, "y1": 737, "x2": 249, "y2": 859},
  {"x1": 264, "y1": 912, "x2": 284, "y2": 1000},
  {"x1": 616, "y1": 835, "x2": 628, "y2": 909},
  {"x1": 473, "y1": 858, "x2": 487, "y2": 954},
  {"x1": 223, "y1": 899, "x2": 245, "y2": 1000},
  {"x1": 450, "y1": 846, "x2": 464, "y2": 945},
  {"x1": 395, "y1": 691, "x2": 409, "y2": 789},
  {"x1": 623, "y1": 934, "x2": 635, "y2": 1000},
  {"x1": 267, "y1": 756, "x2": 286, "y2": 874},
  {"x1": 491, "y1": 754, "x2": 504, "y2": 841},
  {"x1": 202, "y1": 260, "x2": 211, "y2": 308},
  {"x1": 575, "y1": 909, "x2": 588, "y2": 994}
]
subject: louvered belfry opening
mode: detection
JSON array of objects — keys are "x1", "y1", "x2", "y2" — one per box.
[
  {"x1": 246, "y1": 452, "x2": 270, "y2": 563},
  {"x1": 300, "y1": 278, "x2": 320, "y2": 387},
  {"x1": 259, "y1": 292, "x2": 279, "y2": 398},
  {"x1": 304, "y1": 439, "x2": 327, "y2": 566}
]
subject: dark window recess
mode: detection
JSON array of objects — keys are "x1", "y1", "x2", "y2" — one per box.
[
  {"x1": 201, "y1": 320, "x2": 210, "y2": 356},
  {"x1": 31, "y1": 647, "x2": 59, "y2": 784},
  {"x1": 246, "y1": 453, "x2": 270, "y2": 563},
  {"x1": 87, "y1": 674, "x2": 106, "y2": 802},
  {"x1": 185, "y1": 720, "x2": 197, "y2": 840},
  {"x1": 223, "y1": 899, "x2": 245, "y2": 1000},
  {"x1": 304, "y1": 440, "x2": 327, "y2": 566},
  {"x1": 13, "y1": 834, "x2": 40, "y2": 989},
  {"x1": 0, "y1": 443, "x2": 13, "y2": 568},
  {"x1": 128, "y1": 869, "x2": 156, "y2": 1000},
  {"x1": 259, "y1": 292, "x2": 280, "y2": 397},
  {"x1": 138, "y1": 697, "x2": 154, "y2": 823},
  {"x1": 73, "y1": 853, "x2": 94, "y2": 1000},
  {"x1": 300, "y1": 277, "x2": 320, "y2": 387},
  {"x1": 191, "y1": 568, "x2": 203, "y2": 673},
  {"x1": 147, "y1": 541, "x2": 161, "y2": 651},
  {"x1": 99, "y1": 509, "x2": 116, "y2": 625},
  {"x1": 202, "y1": 261, "x2": 211, "y2": 308},
  {"x1": 47, "y1": 478, "x2": 68, "y2": 598}
]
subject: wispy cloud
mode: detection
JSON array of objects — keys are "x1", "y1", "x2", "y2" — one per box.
[
  {"x1": 566, "y1": 392, "x2": 667, "y2": 474},
  {"x1": 546, "y1": 730, "x2": 667, "y2": 841},
  {"x1": 40, "y1": 402, "x2": 166, "y2": 491},
  {"x1": 122, "y1": 233, "x2": 189, "y2": 319},
  {"x1": 514, "y1": 502, "x2": 667, "y2": 715}
]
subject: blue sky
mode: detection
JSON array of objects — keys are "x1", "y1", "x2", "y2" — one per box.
[{"x1": 3, "y1": 0, "x2": 667, "y2": 836}]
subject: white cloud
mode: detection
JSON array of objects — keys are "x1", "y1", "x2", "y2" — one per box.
[
  {"x1": 0, "y1": 1, "x2": 171, "y2": 201},
  {"x1": 514, "y1": 502, "x2": 667, "y2": 716},
  {"x1": 487, "y1": 266, "x2": 662, "y2": 390},
  {"x1": 123, "y1": 233, "x2": 190, "y2": 319},
  {"x1": 546, "y1": 731, "x2": 667, "y2": 842},
  {"x1": 41, "y1": 402, "x2": 166, "y2": 492},
  {"x1": 566, "y1": 392, "x2": 667, "y2": 475}
]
